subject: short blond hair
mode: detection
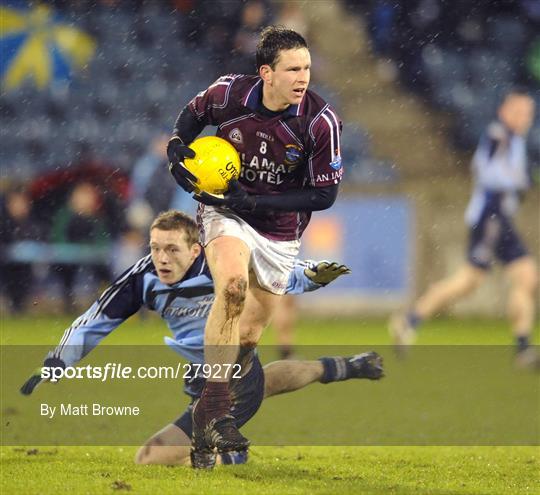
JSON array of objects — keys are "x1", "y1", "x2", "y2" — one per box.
[{"x1": 150, "y1": 210, "x2": 199, "y2": 246}]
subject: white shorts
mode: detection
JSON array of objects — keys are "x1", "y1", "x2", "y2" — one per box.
[{"x1": 198, "y1": 205, "x2": 300, "y2": 295}]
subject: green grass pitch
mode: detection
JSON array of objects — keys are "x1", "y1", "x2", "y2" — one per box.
[{"x1": 1, "y1": 315, "x2": 539, "y2": 494}]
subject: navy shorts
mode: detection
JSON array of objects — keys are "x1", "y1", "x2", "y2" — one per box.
[
  {"x1": 468, "y1": 213, "x2": 528, "y2": 270},
  {"x1": 174, "y1": 353, "x2": 265, "y2": 438}
]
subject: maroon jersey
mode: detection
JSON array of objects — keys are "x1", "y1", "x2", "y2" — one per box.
[{"x1": 188, "y1": 74, "x2": 343, "y2": 241}]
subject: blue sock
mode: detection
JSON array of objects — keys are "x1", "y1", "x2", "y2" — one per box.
[
  {"x1": 516, "y1": 335, "x2": 530, "y2": 353},
  {"x1": 407, "y1": 311, "x2": 422, "y2": 330},
  {"x1": 318, "y1": 357, "x2": 352, "y2": 383}
]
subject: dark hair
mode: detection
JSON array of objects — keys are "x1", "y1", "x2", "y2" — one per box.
[
  {"x1": 503, "y1": 87, "x2": 531, "y2": 102},
  {"x1": 256, "y1": 25, "x2": 308, "y2": 70},
  {"x1": 150, "y1": 210, "x2": 199, "y2": 246},
  {"x1": 5, "y1": 182, "x2": 28, "y2": 196}
]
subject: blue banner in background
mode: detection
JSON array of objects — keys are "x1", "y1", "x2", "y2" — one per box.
[{"x1": 301, "y1": 196, "x2": 414, "y2": 299}]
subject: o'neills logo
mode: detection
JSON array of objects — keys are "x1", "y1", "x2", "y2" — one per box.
[{"x1": 229, "y1": 128, "x2": 243, "y2": 144}]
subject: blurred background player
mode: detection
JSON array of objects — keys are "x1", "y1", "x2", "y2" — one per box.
[
  {"x1": 272, "y1": 294, "x2": 298, "y2": 359},
  {"x1": 273, "y1": 261, "x2": 350, "y2": 360},
  {"x1": 20, "y1": 210, "x2": 380, "y2": 468},
  {"x1": 166, "y1": 26, "x2": 343, "y2": 463},
  {"x1": 390, "y1": 90, "x2": 538, "y2": 368}
]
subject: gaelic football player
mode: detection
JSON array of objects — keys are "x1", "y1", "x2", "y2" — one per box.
[
  {"x1": 390, "y1": 89, "x2": 538, "y2": 368},
  {"x1": 21, "y1": 210, "x2": 383, "y2": 467},
  {"x1": 167, "y1": 26, "x2": 343, "y2": 466}
]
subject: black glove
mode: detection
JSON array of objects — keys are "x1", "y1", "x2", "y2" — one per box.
[
  {"x1": 20, "y1": 356, "x2": 66, "y2": 396},
  {"x1": 167, "y1": 136, "x2": 198, "y2": 193},
  {"x1": 304, "y1": 261, "x2": 351, "y2": 285},
  {"x1": 350, "y1": 352, "x2": 384, "y2": 380},
  {"x1": 194, "y1": 179, "x2": 256, "y2": 212}
]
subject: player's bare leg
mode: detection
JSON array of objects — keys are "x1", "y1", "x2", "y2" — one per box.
[
  {"x1": 263, "y1": 352, "x2": 384, "y2": 398},
  {"x1": 135, "y1": 424, "x2": 246, "y2": 466},
  {"x1": 272, "y1": 295, "x2": 298, "y2": 359},
  {"x1": 263, "y1": 361, "x2": 322, "y2": 397},
  {"x1": 238, "y1": 273, "x2": 283, "y2": 349},
  {"x1": 202, "y1": 236, "x2": 249, "y2": 378},
  {"x1": 192, "y1": 235, "x2": 250, "y2": 468},
  {"x1": 505, "y1": 257, "x2": 538, "y2": 337},
  {"x1": 135, "y1": 424, "x2": 191, "y2": 466},
  {"x1": 505, "y1": 256, "x2": 539, "y2": 368},
  {"x1": 390, "y1": 263, "x2": 486, "y2": 350},
  {"x1": 414, "y1": 263, "x2": 486, "y2": 318}
]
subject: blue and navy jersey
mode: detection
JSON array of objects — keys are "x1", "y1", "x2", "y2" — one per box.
[
  {"x1": 50, "y1": 253, "x2": 320, "y2": 367},
  {"x1": 465, "y1": 121, "x2": 529, "y2": 226}
]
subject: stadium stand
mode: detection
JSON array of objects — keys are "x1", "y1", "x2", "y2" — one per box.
[
  {"x1": 1, "y1": 1, "x2": 383, "y2": 181},
  {"x1": 349, "y1": 1, "x2": 540, "y2": 160},
  {"x1": 1, "y1": 1, "x2": 390, "y2": 313}
]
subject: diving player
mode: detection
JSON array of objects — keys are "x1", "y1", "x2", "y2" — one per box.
[{"x1": 21, "y1": 210, "x2": 383, "y2": 467}]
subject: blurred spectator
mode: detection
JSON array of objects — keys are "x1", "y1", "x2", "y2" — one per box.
[
  {"x1": 129, "y1": 132, "x2": 177, "y2": 220},
  {"x1": 526, "y1": 37, "x2": 540, "y2": 83},
  {"x1": 129, "y1": 131, "x2": 197, "y2": 221},
  {"x1": 111, "y1": 134, "x2": 171, "y2": 277},
  {"x1": 366, "y1": 0, "x2": 397, "y2": 58},
  {"x1": 229, "y1": 0, "x2": 270, "y2": 74},
  {"x1": 0, "y1": 185, "x2": 43, "y2": 313},
  {"x1": 182, "y1": 0, "x2": 242, "y2": 66},
  {"x1": 276, "y1": 2, "x2": 308, "y2": 37},
  {"x1": 29, "y1": 143, "x2": 129, "y2": 236},
  {"x1": 50, "y1": 182, "x2": 112, "y2": 313}
]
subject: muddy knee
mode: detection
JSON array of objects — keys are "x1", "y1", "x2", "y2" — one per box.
[
  {"x1": 134, "y1": 437, "x2": 163, "y2": 465},
  {"x1": 223, "y1": 276, "x2": 248, "y2": 318},
  {"x1": 239, "y1": 324, "x2": 264, "y2": 348}
]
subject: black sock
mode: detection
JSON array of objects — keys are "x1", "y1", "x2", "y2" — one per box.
[
  {"x1": 318, "y1": 356, "x2": 354, "y2": 383},
  {"x1": 516, "y1": 336, "x2": 530, "y2": 353},
  {"x1": 407, "y1": 311, "x2": 422, "y2": 330},
  {"x1": 279, "y1": 345, "x2": 293, "y2": 360}
]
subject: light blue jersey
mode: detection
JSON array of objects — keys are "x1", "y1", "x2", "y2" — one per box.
[
  {"x1": 50, "y1": 253, "x2": 321, "y2": 366},
  {"x1": 465, "y1": 121, "x2": 529, "y2": 226}
]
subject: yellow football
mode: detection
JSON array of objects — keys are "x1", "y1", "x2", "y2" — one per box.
[{"x1": 183, "y1": 136, "x2": 241, "y2": 195}]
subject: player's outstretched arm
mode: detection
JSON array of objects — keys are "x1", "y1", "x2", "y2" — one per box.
[
  {"x1": 19, "y1": 256, "x2": 152, "y2": 395},
  {"x1": 285, "y1": 260, "x2": 351, "y2": 295},
  {"x1": 303, "y1": 261, "x2": 351, "y2": 285},
  {"x1": 19, "y1": 356, "x2": 66, "y2": 395}
]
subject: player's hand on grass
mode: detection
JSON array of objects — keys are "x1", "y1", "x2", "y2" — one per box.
[
  {"x1": 20, "y1": 356, "x2": 66, "y2": 396},
  {"x1": 304, "y1": 261, "x2": 351, "y2": 285},
  {"x1": 167, "y1": 136, "x2": 198, "y2": 193},
  {"x1": 194, "y1": 179, "x2": 256, "y2": 212}
]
